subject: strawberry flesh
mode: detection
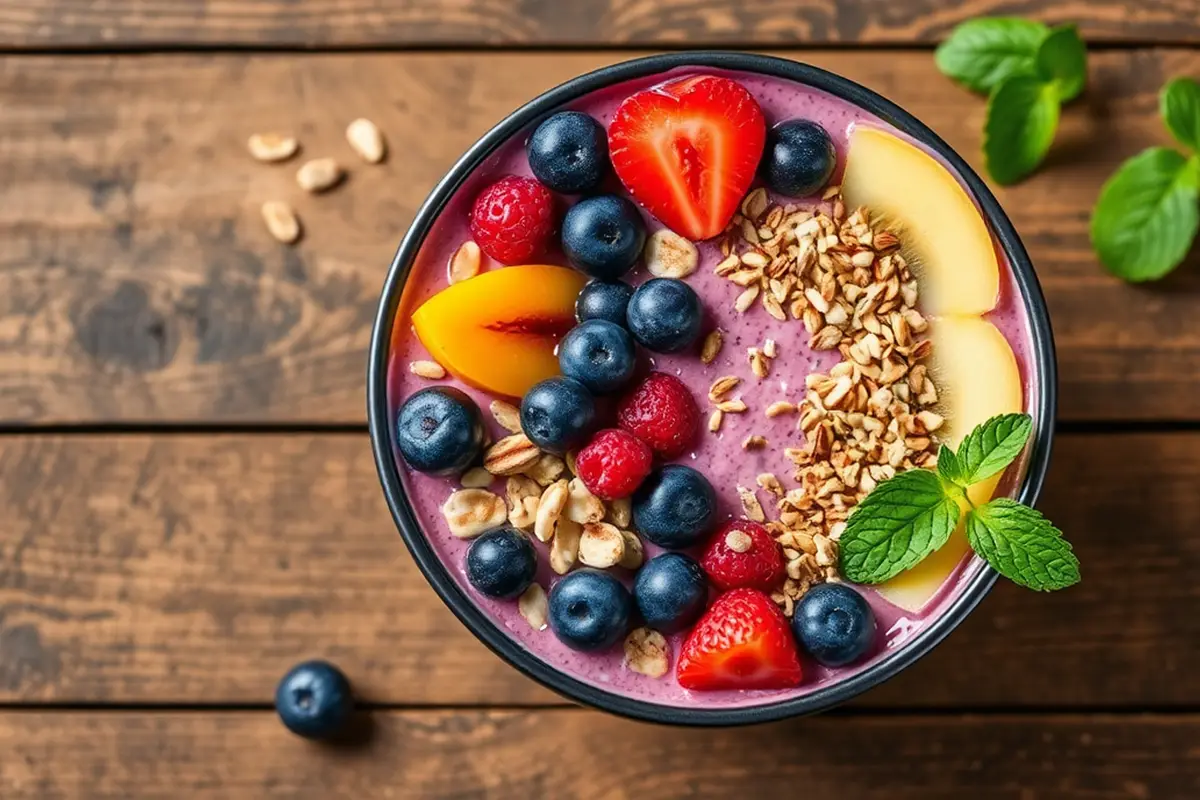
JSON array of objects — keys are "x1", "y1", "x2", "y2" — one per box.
[
  {"x1": 608, "y1": 75, "x2": 766, "y2": 241},
  {"x1": 677, "y1": 588, "x2": 803, "y2": 691}
]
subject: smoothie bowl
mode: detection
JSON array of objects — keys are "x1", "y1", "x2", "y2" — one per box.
[{"x1": 368, "y1": 53, "x2": 1056, "y2": 725}]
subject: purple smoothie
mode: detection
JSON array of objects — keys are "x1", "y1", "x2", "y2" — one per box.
[{"x1": 385, "y1": 67, "x2": 1037, "y2": 708}]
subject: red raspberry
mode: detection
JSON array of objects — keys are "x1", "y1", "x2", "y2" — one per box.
[
  {"x1": 575, "y1": 429, "x2": 653, "y2": 501},
  {"x1": 469, "y1": 176, "x2": 556, "y2": 265},
  {"x1": 701, "y1": 519, "x2": 786, "y2": 592},
  {"x1": 616, "y1": 372, "x2": 700, "y2": 459}
]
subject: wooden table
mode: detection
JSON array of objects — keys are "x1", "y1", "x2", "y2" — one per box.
[{"x1": 1, "y1": 2, "x2": 1198, "y2": 797}]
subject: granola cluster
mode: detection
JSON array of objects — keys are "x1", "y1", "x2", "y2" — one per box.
[{"x1": 715, "y1": 187, "x2": 945, "y2": 615}]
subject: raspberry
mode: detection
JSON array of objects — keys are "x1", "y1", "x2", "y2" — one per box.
[
  {"x1": 700, "y1": 519, "x2": 786, "y2": 593},
  {"x1": 469, "y1": 176, "x2": 556, "y2": 265},
  {"x1": 575, "y1": 429, "x2": 653, "y2": 501},
  {"x1": 616, "y1": 372, "x2": 700, "y2": 459}
]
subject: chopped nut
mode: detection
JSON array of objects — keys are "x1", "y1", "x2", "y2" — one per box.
[
  {"x1": 518, "y1": 584, "x2": 548, "y2": 631},
  {"x1": 565, "y1": 477, "x2": 605, "y2": 524},
  {"x1": 814, "y1": 534, "x2": 838, "y2": 567},
  {"x1": 533, "y1": 479, "x2": 569, "y2": 542},
  {"x1": 489, "y1": 400, "x2": 523, "y2": 434},
  {"x1": 578, "y1": 522, "x2": 626, "y2": 568},
  {"x1": 608, "y1": 497, "x2": 632, "y2": 528},
  {"x1": 742, "y1": 435, "x2": 768, "y2": 450},
  {"x1": 725, "y1": 529, "x2": 753, "y2": 553},
  {"x1": 716, "y1": 399, "x2": 748, "y2": 414},
  {"x1": 624, "y1": 628, "x2": 669, "y2": 678},
  {"x1": 737, "y1": 485, "x2": 766, "y2": 522},
  {"x1": 460, "y1": 467, "x2": 493, "y2": 489},
  {"x1": 295, "y1": 157, "x2": 344, "y2": 192},
  {"x1": 708, "y1": 408, "x2": 724, "y2": 432},
  {"x1": 709, "y1": 376, "x2": 741, "y2": 402},
  {"x1": 700, "y1": 330, "x2": 724, "y2": 364},
  {"x1": 346, "y1": 117, "x2": 386, "y2": 163},
  {"x1": 564, "y1": 450, "x2": 578, "y2": 476},
  {"x1": 811, "y1": 325, "x2": 843, "y2": 350},
  {"x1": 749, "y1": 348, "x2": 770, "y2": 379},
  {"x1": 441, "y1": 489, "x2": 506, "y2": 539},
  {"x1": 448, "y1": 240, "x2": 481, "y2": 284},
  {"x1": 741, "y1": 187, "x2": 770, "y2": 220},
  {"x1": 261, "y1": 201, "x2": 301, "y2": 244},
  {"x1": 765, "y1": 401, "x2": 795, "y2": 418},
  {"x1": 756, "y1": 472, "x2": 784, "y2": 497},
  {"x1": 247, "y1": 133, "x2": 299, "y2": 163},
  {"x1": 734, "y1": 285, "x2": 760, "y2": 313},
  {"x1": 484, "y1": 433, "x2": 541, "y2": 476},
  {"x1": 762, "y1": 338, "x2": 778, "y2": 359},
  {"x1": 409, "y1": 360, "x2": 446, "y2": 380},
  {"x1": 506, "y1": 476, "x2": 541, "y2": 530},
  {"x1": 549, "y1": 519, "x2": 581, "y2": 574},
  {"x1": 618, "y1": 529, "x2": 644, "y2": 569},
  {"x1": 644, "y1": 228, "x2": 699, "y2": 278},
  {"x1": 524, "y1": 453, "x2": 566, "y2": 486}
]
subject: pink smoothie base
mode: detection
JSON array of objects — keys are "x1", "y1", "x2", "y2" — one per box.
[{"x1": 384, "y1": 67, "x2": 1038, "y2": 709}]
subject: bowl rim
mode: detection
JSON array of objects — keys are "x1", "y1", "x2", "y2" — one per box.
[{"x1": 367, "y1": 51, "x2": 1058, "y2": 726}]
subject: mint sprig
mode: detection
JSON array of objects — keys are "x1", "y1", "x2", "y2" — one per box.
[
  {"x1": 1091, "y1": 79, "x2": 1200, "y2": 282},
  {"x1": 839, "y1": 413, "x2": 1080, "y2": 592},
  {"x1": 936, "y1": 19, "x2": 1087, "y2": 185}
]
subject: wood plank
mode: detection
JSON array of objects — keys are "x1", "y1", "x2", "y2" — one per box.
[
  {"x1": 1, "y1": 51, "x2": 1198, "y2": 425},
  {"x1": 2, "y1": 0, "x2": 1198, "y2": 47},
  {"x1": 2, "y1": 432, "x2": 1196, "y2": 707},
  {"x1": 1, "y1": 710, "x2": 1196, "y2": 798}
]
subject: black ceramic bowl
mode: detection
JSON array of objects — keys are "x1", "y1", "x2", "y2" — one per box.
[{"x1": 367, "y1": 52, "x2": 1057, "y2": 726}]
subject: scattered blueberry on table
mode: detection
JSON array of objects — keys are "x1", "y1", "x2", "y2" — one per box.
[{"x1": 275, "y1": 660, "x2": 354, "y2": 739}]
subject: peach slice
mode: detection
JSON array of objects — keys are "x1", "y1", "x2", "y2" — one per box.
[
  {"x1": 841, "y1": 126, "x2": 1000, "y2": 317},
  {"x1": 412, "y1": 264, "x2": 586, "y2": 398},
  {"x1": 877, "y1": 316, "x2": 1024, "y2": 613}
]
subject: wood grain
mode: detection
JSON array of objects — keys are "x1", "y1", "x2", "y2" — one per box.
[
  {"x1": 1, "y1": 0, "x2": 1198, "y2": 47},
  {"x1": 2, "y1": 432, "x2": 1196, "y2": 707},
  {"x1": 2, "y1": 51, "x2": 1200, "y2": 425},
  {"x1": 2, "y1": 710, "x2": 1196, "y2": 798}
]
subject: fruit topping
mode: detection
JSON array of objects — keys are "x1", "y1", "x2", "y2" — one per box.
[
  {"x1": 841, "y1": 125, "x2": 999, "y2": 316},
  {"x1": 395, "y1": 386, "x2": 486, "y2": 476},
  {"x1": 616, "y1": 371, "x2": 700, "y2": 459},
  {"x1": 676, "y1": 588, "x2": 803, "y2": 691},
  {"x1": 558, "y1": 319, "x2": 637, "y2": 395},
  {"x1": 561, "y1": 194, "x2": 647, "y2": 280},
  {"x1": 275, "y1": 660, "x2": 354, "y2": 739},
  {"x1": 575, "y1": 428, "x2": 654, "y2": 501},
  {"x1": 469, "y1": 176, "x2": 557, "y2": 265},
  {"x1": 575, "y1": 279, "x2": 633, "y2": 326},
  {"x1": 626, "y1": 277, "x2": 703, "y2": 353},
  {"x1": 466, "y1": 526, "x2": 539, "y2": 599},
  {"x1": 632, "y1": 464, "x2": 717, "y2": 549},
  {"x1": 519, "y1": 377, "x2": 596, "y2": 454},
  {"x1": 760, "y1": 119, "x2": 837, "y2": 197},
  {"x1": 548, "y1": 569, "x2": 633, "y2": 651},
  {"x1": 527, "y1": 111, "x2": 609, "y2": 194},
  {"x1": 633, "y1": 552, "x2": 709, "y2": 634},
  {"x1": 643, "y1": 228, "x2": 700, "y2": 279},
  {"x1": 412, "y1": 264, "x2": 585, "y2": 398},
  {"x1": 700, "y1": 519, "x2": 786, "y2": 593},
  {"x1": 792, "y1": 583, "x2": 877, "y2": 666},
  {"x1": 608, "y1": 74, "x2": 766, "y2": 240}
]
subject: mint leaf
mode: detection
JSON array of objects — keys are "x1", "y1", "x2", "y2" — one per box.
[
  {"x1": 956, "y1": 413, "x2": 1033, "y2": 485},
  {"x1": 839, "y1": 469, "x2": 961, "y2": 584},
  {"x1": 966, "y1": 499, "x2": 1081, "y2": 590},
  {"x1": 984, "y1": 76, "x2": 1060, "y2": 185},
  {"x1": 1090, "y1": 147, "x2": 1200, "y2": 282},
  {"x1": 1035, "y1": 25, "x2": 1087, "y2": 102},
  {"x1": 1160, "y1": 77, "x2": 1200, "y2": 152},
  {"x1": 936, "y1": 444, "x2": 966, "y2": 486},
  {"x1": 935, "y1": 18, "x2": 1048, "y2": 94}
]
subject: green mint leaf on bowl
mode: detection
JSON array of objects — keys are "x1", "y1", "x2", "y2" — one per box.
[
  {"x1": 966, "y1": 499, "x2": 1081, "y2": 590},
  {"x1": 838, "y1": 469, "x2": 961, "y2": 584},
  {"x1": 984, "y1": 75, "x2": 1061, "y2": 185},
  {"x1": 1035, "y1": 24, "x2": 1087, "y2": 102},
  {"x1": 1090, "y1": 147, "x2": 1200, "y2": 282},
  {"x1": 956, "y1": 413, "x2": 1033, "y2": 484},
  {"x1": 935, "y1": 18, "x2": 1048, "y2": 94},
  {"x1": 1161, "y1": 77, "x2": 1200, "y2": 152},
  {"x1": 935, "y1": 443, "x2": 965, "y2": 486}
]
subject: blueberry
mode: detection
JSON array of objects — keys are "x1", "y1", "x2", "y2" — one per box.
[
  {"x1": 558, "y1": 320, "x2": 637, "y2": 395},
  {"x1": 548, "y1": 569, "x2": 632, "y2": 651},
  {"x1": 626, "y1": 278, "x2": 703, "y2": 353},
  {"x1": 275, "y1": 660, "x2": 354, "y2": 739},
  {"x1": 576, "y1": 279, "x2": 633, "y2": 326},
  {"x1": 527, "y1": 111, "x2": 608, "y2": 194},
  {"x1": 520, "y1": 377, "x2": 596, "y2": 454},
  {"x1": 633, "y1": 553, "x2": 708, "y2": 634},
  {"x1": 792, "y1": 583, "x2": 877, "y2": 667},
  {"x1": 760, "y1": 119, "x2": 837, "y2": 197},
  {"x1": 395, "y1": 386, "x2": 486, "y2": 476},
  {"x1": 632, "y1": 465, "x2": 717, "y2": 549},
  {"x1": 561, "y1": 195, "x2": 646, "y2": 281},
  {"x1": 466, "y1": 526, "x2": 538, "y2": 599}
]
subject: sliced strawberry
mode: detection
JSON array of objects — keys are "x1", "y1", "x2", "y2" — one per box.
[
  {"x1": 677, "y1": 588, "x2": 803, "y2": 691},
  {"x1": 608, "y1": 75, "x2": 766, "y2": 241}
]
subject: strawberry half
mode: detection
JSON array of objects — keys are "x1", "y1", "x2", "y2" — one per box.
[
  {"x1": 608, "y1": 75, "x2": 766, "y2": 241},
  {"x1": 677, "y1": 588, "x2": 803, "y2": 691}
]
